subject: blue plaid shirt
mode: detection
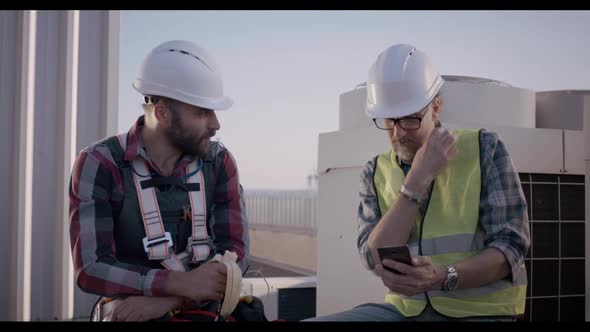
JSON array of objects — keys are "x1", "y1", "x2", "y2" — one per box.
[{"x1": 357, "y1": 129, "x2": 531, "y2": 283}]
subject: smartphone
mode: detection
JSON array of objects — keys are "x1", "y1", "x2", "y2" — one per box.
[{"x1": 377, "y1": 245, "x2": 412, "y2": 274}]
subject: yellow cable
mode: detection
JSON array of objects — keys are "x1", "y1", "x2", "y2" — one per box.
[{"x1": 209, "y1": 251, "x2": 242, "y2": 317}]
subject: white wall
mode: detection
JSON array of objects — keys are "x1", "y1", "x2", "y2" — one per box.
[
  {"x1": 0, "y1": 10, "x2": 119, "y2": 321},
  {"x1": 337, "y1": 80, "x2": 537, "y2": 131},
  {"x1": 0, "y1": 10, "x2": 18, "y2": 321},
  {"x1": 339, "y1": 87, "x2": 372, "y2": 130},
  {"x1": 30, "y1": 11, "x2": 62, "y2": 320},
  {"x1": 316, "y1": 168, "x2": 386, "y2": 315},
  {"x1": 438, "y1": 81, "x2": 536, "y2": 129},
  {"x1": 537, "y1": 91, "x2": 588, "y2": 131}
]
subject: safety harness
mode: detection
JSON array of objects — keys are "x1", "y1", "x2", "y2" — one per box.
[
  {"x1": 92, "y1": 134, "x2": 243, "y2": 321},
  {"x1": 119, "y1": 131, "x2": 212, "y2": 270}
]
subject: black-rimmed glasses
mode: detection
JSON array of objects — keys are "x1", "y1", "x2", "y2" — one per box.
[
  {"x1": 373, "y1": 116, "x2": 424, "y2": 130},
  {"x1": 373, "y1": 106, "x2": 432, "y2": 131}
]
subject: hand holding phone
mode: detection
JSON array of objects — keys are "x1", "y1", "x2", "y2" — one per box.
[{"x1": 377, "y1": 245, "x2": 412, "y2": 274}]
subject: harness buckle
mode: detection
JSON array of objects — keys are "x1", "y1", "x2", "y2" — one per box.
[
  {"x1": 186, "y1": 236, "x2": 211, "y2": 250},
  {"x1": 142, "y1": 232, "x2": 173, "y2": 253},
  {"x1": 186, "y1": 236, "x2": 213, "y2": 262}
]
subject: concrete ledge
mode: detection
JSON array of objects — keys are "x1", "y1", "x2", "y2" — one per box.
[
  {"x1": 248, "y1": 255, "x2": 315, "y2": 277},
  {"x1": 249, "y1": 223, "x2": 317, "y2": 236}
]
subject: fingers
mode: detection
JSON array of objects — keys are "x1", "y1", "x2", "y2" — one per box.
[
  {"x1": 374, "y1": 264, "x2": 384, "y2": 277},
  {"x1": 430, "y1": 129, "x2": 458, "y2": 163},
  {"x1": 217, "y1": 263, "x2": 228, "y2": 277},
  {"x1": 208, "y1": 261, "x2": 228, "y2": 277},
  {"x1": 384, "y1": 258, "x2": 430, "y2": 283},
  {"x1": 215, "y1": 265, "x2": 227, "y2": 287},
  {"x1": 426, "y1": 120, "x2": 447, "y2": 140},
  {"x1": 440, "y1": 132, "x2": 455, "y2": 147},
  {"x1": 447, "y1": 146, "x2": 459, "y2": 159},
  {"x1": 411, "y1": 256, "x2": 432, "y2": 267},
  {"x1": 184, "y1": 263, "x2": 231, "y2": 303},
  {"x1": 112, "y1": 304, "x2": 129, "y2": 322},
  {"x1": 432, "y1": 125, "x2": 452, "y2": 138},
  {"x1": 125, "y1": 312, "x2": 142, "y2": 322},
  {"x1": 205, "y1": 289, "x2": 225, "y2": 302},
  {"x1": 433, "y1": 127, "x2": 454, "y2": 145},
  {"x1": 381, "y1": 259, "x2": 396, "y2": 270},
  {"x1": 197, "y1": 283, "x2": 225, "y2": 303},
  {"x1": 120, "y1": 310, "x2": 149, "y2": 321},
  {"x1": 382, "y1": 259, "x2": 412, "y2": 276},
  {"x1": 382, "y1": 259, "x2": 409, "y2": 271},
  {"x1": 379, "y1": 266, "x2": 420, "y2": 296},
  {"x1": 378, "y1": 265, "x2": 396, "y2": 289},
  {"x1": 424, "y1": 127, "x2": 453, "y2": 153},
  {"x1": 215, "y1": 280, "x2": 226, "y2": 295},
  {"x1": 209, "y1": 269, "x2": 227, "y2": 301},
  {"x1": 112, "y1": 298, "x2": 147, "y2": 321}
]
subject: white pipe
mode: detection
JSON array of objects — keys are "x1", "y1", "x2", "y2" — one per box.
[
  {"x1": 11, "y1": 10, "x2": 36, "y2": 322},
  {"x1": 104, "y1": 10, "x2": 120, "y2": 136},
  {"x1": 53, "y1": 10, "x2": 79, "y2": 321}
]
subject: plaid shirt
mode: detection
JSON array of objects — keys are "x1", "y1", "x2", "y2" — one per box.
[
  {"x1": 357, "y1": 129, "x2": 531, "y2": 282},
  {"x1": 69, "y1": 116, "x2": 249, "y2": 297}
]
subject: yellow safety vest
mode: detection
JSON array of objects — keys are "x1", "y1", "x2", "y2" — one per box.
[{"x1": 373, "y1": 129, "x2": 527, "y2": 318}]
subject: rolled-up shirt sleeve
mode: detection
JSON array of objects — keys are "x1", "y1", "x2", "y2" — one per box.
[
  {"x1": 69, "y1": 147, "x2": 170, "y2": 298},
  {"x1": 478, "y1": 131, "x2": 531, "y2": 283},
  {"x1": 357, "y1": 131, "x2": 531, "y2": 283},
  {"x1": 357, "y1": 157, "x2": 381, "y2": 272}
]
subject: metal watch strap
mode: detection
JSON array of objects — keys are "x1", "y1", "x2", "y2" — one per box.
[{"x1": 443, "y1": 265, "x2": 459, "y2": 292}]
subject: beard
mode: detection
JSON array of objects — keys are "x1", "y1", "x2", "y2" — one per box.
[
  {"x1": 392, "y1": 137, "x2": 419, "y2": 164},
  {"x1": 165, "y1": 112, "x2": 214, "y2": 159}
]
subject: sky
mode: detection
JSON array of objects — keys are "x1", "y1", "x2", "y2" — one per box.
[{"x1": 118, "y1": 10, "x2": 590, "y2": 190}]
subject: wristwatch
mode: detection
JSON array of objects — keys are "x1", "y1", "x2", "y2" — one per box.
[
  {"x1": 400, "y1": 184, "x2": 426, "y2": 205},
  {"x1": 442, "y1": 265, "x2": 459, "y2": 292}
]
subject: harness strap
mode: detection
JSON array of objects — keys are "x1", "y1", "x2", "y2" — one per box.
[{"x1": 116, "y1": 132, "x2": 211, "y2": 270}]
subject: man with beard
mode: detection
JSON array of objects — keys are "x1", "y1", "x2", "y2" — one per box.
[
  {"x1": 69, "y1": 40, "x2": 249, "y2": 321},
  {"x1": 306, "y1": 44, "x2": 530, "y2": 321}
]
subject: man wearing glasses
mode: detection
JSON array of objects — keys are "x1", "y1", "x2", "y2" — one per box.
[{"x1": 307, "y1": 44, "x2": 530, "y2": 321}]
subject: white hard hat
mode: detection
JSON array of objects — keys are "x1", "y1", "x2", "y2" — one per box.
[
  {"x1": 133, "y1": 40, "x2": 233, "y2": 110},
  {"x1": 366, "y1": 44, "x2": 443, "y2": 119}
]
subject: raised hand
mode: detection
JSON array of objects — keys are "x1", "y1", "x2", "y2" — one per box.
[{"x1": 405, "y1": 125, "x2": 458, "y2": 194}]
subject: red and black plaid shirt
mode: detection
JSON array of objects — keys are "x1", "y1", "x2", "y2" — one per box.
[{"x1": 69, "y1": 116, "x2": 249, "y2": 297}]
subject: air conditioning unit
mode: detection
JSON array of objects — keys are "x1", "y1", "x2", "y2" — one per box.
[{"x1": 241, "y1": 276, "x2": 317, "y2": 321}]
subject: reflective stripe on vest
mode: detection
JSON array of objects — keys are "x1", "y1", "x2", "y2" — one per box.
[
  {"x1": 117, "y1": 133, "x2": 211, "y2": 272},
  {"x1": 374, "y1": 129, "x2": 527, "y2": 317}
]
